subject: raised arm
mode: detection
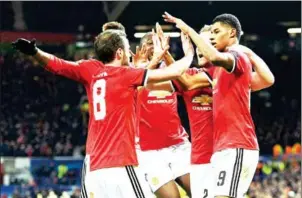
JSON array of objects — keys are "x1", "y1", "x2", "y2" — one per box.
[
  {"x1": 12, "y1": 38, "x2": 89, "y2": 83},
  {"x1": 155, "y1": 23, "x2": 211, "y2": 91},
  {"x1": 234, "y1": 45, "x2": 275, "y2": 91},
  {"x1": 146, "y1": 54, "x2": 193, "y2": 84},
  {"x1": 163, "y1": 12, "x2": 235, "y2": 71}
]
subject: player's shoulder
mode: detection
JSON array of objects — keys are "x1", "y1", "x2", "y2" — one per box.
[
  {"x1": 119, "y1": 65, "x2": 145, "y2": 73},
  {"x1": 76, "y1": 58, "x2": 104, "y2": 68},
  {"x1": 227, "y1": 46, "x2": 250, "y2": 62},
  {"x1": 227, "y1": 46, "x2": 253, "y2": 73}
]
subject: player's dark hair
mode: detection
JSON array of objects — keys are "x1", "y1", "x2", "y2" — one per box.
[
  {"x1": 212, "y1": 13, "x2": 242, "y2": 40},
  {"x1": 94, "y1": 30, "x2": 127, "y2": 63},
  {"x1": 102, "y1": 21, "x2": 126, "y2": 33},
  {"x1": 139, "y1": 32, "x2": 153, "y2": 48}
]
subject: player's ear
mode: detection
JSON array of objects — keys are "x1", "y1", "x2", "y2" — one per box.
[
  {"x1": 229, "y1": 28, "x2": 236, "y2": 39},
  {"x1": 116, "y1": 48, "x2": 124, "y2": 60}
]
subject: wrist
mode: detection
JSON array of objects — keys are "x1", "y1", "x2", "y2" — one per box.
[
  {"x1": 31, "y1": 47, "x2": 38, "y2": 56},
  {"x1": 151, "y1": 55, "x2": 161, "y2": 64},
  {"x1": 135, "y1": 60, "x2": 149, "y2": 68}
]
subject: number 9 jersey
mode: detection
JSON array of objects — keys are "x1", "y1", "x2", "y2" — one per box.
[{"x1": 45, "y1": 57, "x2": 148, "y2": 171}]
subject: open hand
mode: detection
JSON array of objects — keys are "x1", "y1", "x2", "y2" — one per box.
[
  {"x1": 162, "y1": 12, "x2": 190, "y2": 34},
  {"x1": 151, "y1": 29, "x2": 170, "y2": 62},
  {"x1": 130, "y1": 44, "x2": 151, "y2": 67}
]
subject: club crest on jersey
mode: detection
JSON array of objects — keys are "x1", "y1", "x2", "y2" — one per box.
[
  {"x1": 89, "y1": 192, "x2": 94, "y2": 198},
  {"x1": 151, "y1": 177, "x2": 159, "y2": 186},
  {"x1": 192, "y1": 95, "x2": 212, "y2": 105},
  {"x1": 148, "y1": 90, "x2": 172, "y2": 99}
]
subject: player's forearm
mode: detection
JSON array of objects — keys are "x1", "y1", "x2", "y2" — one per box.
[
  {"x1": 175, "y1": 74, "x2": 194, "y2": 91},
  {"x1": 187, "y1": 27, "x2": 233, "y2": 70},
  {"x1": 167, "y1": 55, "x2": 193, "y2": 77},
  {"x1": 147, "y1": 55, "x2": 193, "y2": 84},
  {"x1": 250, "y1": 53, "x2": 275, "y2": 86},
  {"x1": 34, "y1": 49, "x2": 78, "y2": 69},
  {"x1": 187, "y1": 27, "x2": 217, "y2": 60},
  {"x1": 176, "y1": 73, "x2": 211, "y2": 91},
  {"x1": 33, "y1": 49, "x2": 54, "y2": 68},
  {"x1": 163, "y1": 51, "x2": 175, "y2": 66},
  {"x1": 145, "y1": 58, "x2": 160, "y2": 70},
  {"x1": 34, "y1": 48, "x2": 82, "y2": 81},
  {"x1": 146, "y1": 81, "x2": 174, "y2": 92}
]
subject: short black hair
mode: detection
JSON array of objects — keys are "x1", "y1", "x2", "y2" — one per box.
[
  {"x1": 212, "y1": 13, "x2": 242, "y2": 40},
  {"x1": 139, "y1": 32, "x2": 153, "y2": 48},
  {"x1": 102, "y1": 21, "x2": 126, "y2": 33},
  {"x1": 94, "y1": 30, "x2": 127, "y2": 63}
]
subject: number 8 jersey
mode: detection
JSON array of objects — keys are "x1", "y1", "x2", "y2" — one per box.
[{"x1": 45, "y1": 57, "x2": 148, "y2": 171}]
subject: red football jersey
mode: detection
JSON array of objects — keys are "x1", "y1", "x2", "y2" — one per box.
[
  {"x1": 173, "y1": 67, "x2": 214, "y2": 164},
  {"x1": 211, "y1": 49, "x2": 259, "y2": 152},
  {"x1": 45, "y1": 57, "x2": 148, "y2": 171},
  {"x1": 137, "y1": 87, "x2": 187, "y2": 151}
]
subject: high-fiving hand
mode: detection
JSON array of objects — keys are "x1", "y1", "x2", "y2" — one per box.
[
  {"x1": 130, "y1": 44, "x2": 151, "y2": 68},
  {"x1": 162, "y1": 12, "x2": 190, "y2": 34},
  {"x1": 152, "y1": 29, "x2": 170, "y2": 62},
  {"x1": 155, "y1": 22, "x2": 170, "y2": 51}
]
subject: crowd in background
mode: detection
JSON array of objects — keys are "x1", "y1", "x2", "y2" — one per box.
[
  {"x1": 247, "y1": 160, "x2": 301, "y2": 198},
  {"x1": 1, "y1": 33, "x2": 301, "y2": 198},
  {"x1": 2, "y1": 160, "x2": 301, "y2": 198},
  {"x1": 1, "y1": 38, "x2": 301, "y2": 157}
]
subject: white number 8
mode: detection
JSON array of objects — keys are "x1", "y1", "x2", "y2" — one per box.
[{"x1": 93, "y1": 79, "x2": 106, "y2": 120}]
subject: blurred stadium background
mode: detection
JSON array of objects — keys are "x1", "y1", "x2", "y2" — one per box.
[{"x1": 0, "y1": 1, "x2": 301, "y2": 198}]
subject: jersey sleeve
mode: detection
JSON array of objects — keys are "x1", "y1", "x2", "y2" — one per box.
[
  {"x1": 201, "y1": 64, "x2": 215, "y2": 85},
  {"x1": 45, "y1": 56, "x2": 91, "y2": 84},
  {"x1": 228, "y1": 49, "x2": 251, "y2": 75},
  {"x1": 122, "y1": 67, "x2": 148, "y2": 87},
  {"x1": 171, "y1": 80, "x2": 184, "y2": 94}
]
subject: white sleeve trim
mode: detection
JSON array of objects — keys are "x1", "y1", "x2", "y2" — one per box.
[
  {"x1": 143, "y1": 69, "x2": 149, "y2": 87},
  {"x1": 203, "y1": 72, "x2": 213, "y2": 86},
  {"x1": 169, "y1": 81, "x2": 175, "y2": 92},
  {"x1": 227, "y1": 54, "x2": 236, "y2": 74}
]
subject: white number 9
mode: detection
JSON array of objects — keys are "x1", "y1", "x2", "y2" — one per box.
[{"x1": 93, "y1": 79, "x2": 106, "y2": 120}]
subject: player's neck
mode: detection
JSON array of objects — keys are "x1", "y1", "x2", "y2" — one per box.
[
  {"x1": 104, "y1": 60, "x2": 122, "y2": 67},
  {"x1": 224, "y1": 40, "x2": 239, "y2": 52}
]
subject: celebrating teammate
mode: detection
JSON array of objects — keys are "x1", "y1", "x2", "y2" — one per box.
[
  {"x1": 101, "y1": 22, "x2": 192, "y2": 197},
  {"x1": 134, "y1": 27, "x2": 192, "y2": 198},
  {"x1": 12, "y1": 28, "x2": 194, "y2": 198},
  {"x1": 163, "y1": 12, "x2": 275, "y2": 198}
]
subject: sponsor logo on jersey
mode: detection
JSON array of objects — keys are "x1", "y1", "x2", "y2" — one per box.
[
  {"x1": 148, "y1": 90, "x2": 172, "y2": 99},
  {"x1": 192, "y1": 94, "x2": 212, "y2": 111},
  {"x1": 147, "y1": 90, "x2": 174, "y2": 104},
  {"x1": 192, "y1": 95, "x2": 212, "y2": 105}
]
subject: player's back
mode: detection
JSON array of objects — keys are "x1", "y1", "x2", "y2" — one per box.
[
  {"x1": 211, "y1": 49, "x2": 258, "y2": 152},
  {"x1": 81, "y1": 61, "x2": 147, "y2": 171}
]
